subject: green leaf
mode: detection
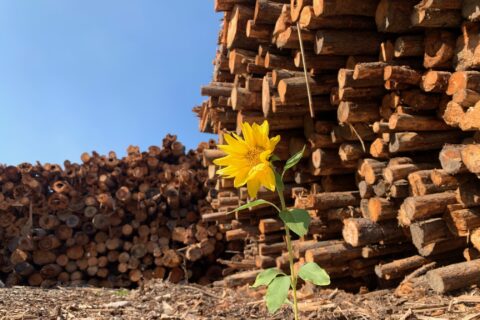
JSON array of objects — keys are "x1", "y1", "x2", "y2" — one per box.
[
  {"x1": 279, "y1": 209, "x2": 311, "y2": 237},
  {"x1": 274, "y1": 170, "x2": 285, "y2": 194},
  {"x1": 283, "y1": 145, "x2": 306, "y2": 173},
  {"x1": 270, "y1": 154, "x2": 281, "y2": 162},
  {"x1": 232, "y1": 199, "x2": 280, "y2": 213},
  {"x1": 251, "y1": 268, "x2": 283, "y2": 288},
  {"x1": 266, "y1": 275, "x2": 291, "y2": 314},
  {"x1": 298, "y1": 262, "x2": 331, "y2": 286}
]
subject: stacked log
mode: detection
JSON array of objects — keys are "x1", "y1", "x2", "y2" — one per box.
[
  {"x1": 198, "y1": 0, "x2": 480, "y2": 293},
  {"x1": 0, "y1": 136, "x2": 224, "y2": 288}
]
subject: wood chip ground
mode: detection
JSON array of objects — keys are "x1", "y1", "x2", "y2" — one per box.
[{"x1": 0, "y1": 279, "x2": 479, "y2": 319}]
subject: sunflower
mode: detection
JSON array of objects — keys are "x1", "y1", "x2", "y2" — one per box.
[{"x1": 214, "y1": 121, "x2": 280, "y2": 199}]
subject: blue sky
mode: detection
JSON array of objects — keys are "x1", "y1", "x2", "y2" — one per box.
[{"x1": 0, "y1": 1, "x2": 219, "y2": 164}]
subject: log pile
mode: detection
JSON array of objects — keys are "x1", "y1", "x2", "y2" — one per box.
[
  {"x1": 196, "y1": 0, "x2": 480, "y2": 293},
  {"x1": 0, "y1": 136, "x2": 223, "y2": 288}
]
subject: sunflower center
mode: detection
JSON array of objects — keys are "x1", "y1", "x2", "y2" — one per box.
[{"x1": 245, "y1": 146, "x2": 265, "y2": 166}]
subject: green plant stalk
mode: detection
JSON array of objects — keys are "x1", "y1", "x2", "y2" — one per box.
[{"x1": 277, "y1": 188, "x2": 300, "y2": 320}]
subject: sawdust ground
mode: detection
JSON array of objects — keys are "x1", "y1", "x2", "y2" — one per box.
[{"x1": 0, "y1": 279, "x2": 479, "y2": 320}]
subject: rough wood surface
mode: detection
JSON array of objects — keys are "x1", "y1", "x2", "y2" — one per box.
[
  {"x1": 427, "y1": 260, "x2": 480, "y2": 293},
  {"x1": 402, "y1": 192, "x2": 458, "y2": 223},
  {"x1": 342, "y1": 218, "x2": 405, "y2": 247}
]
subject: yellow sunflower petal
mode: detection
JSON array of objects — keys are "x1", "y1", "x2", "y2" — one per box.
[
  {"x1": 234, "y1": 168, "x2": 250, "y2": 188},
  {"x1": 217, "y1": 144, "x2": 244, "y2": 157},
  {"x1": 259, "y1": 150, "x2": 272, "y2": 163},
  {"x1": 252, "y1": 163, "x2": 276, "y2": 192},
  {"x1": 246, "y1": 162, "x2": 266, "y2": 181},
  {"x1": 260, "y1": 120, "x2": 269, "y2": 137},
  {"x1": 247, "y1": 178, "x2": 261, "y2": 199},
  {"x1": 216, "y1": 172, "x2": 234, "y2": 179},
  {"x1": 217, "y1": 165, "x2": 239, "y2": 177},
  {"x1": 223, "y1": 134, "x2": 248, "y2": 153},
  {"x1": 252, "y1": 122, "x2": 269, "y2": 149},
  {"x1": 220, "y1": 152, "x2": 249, "y2": 166},
  {"x1": 241, "y1": 122, "x2": 255, "y2": 146},
  {"x1": 262, "y1": 166, "x2": 276, "y2": 191},
  {"x1": 213, "y1": 155, "x2": 234, "y2": 166},
  {"x1": 231, "y1": 132, "x2": 246, "y2": 143},
  {"x1": 268, "y1": 135, "x2": 281, "y2": 151}
]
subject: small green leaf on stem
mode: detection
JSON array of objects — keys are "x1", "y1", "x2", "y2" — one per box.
[
  {"x1": 279, "y1": 209, "x2": 311, "y2": 238},
  {"x1": 283, "y1": 145, "x2": 306, "y2": 173},
  {"x1": 266, "y1": 275, "x2": 291, "y2": 314},
  {"x1": 298, "y1": 262, "x2": 331, "y2": 286},
  {"x1": 270, "y1": 154, "x2": 281, "y2": 162},
  {"x1": 251, "y1": 268, "x2": 283, "y2": 288}
]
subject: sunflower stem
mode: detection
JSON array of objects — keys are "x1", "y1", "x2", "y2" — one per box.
[{"x1": 277, "y1": 188, "x2": 299, "y2": 320}]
